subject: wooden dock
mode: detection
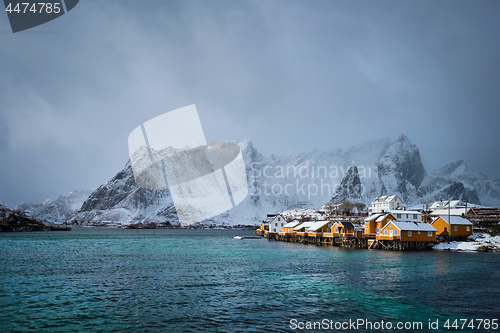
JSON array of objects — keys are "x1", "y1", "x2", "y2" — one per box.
[{"x1": 264, "y1": 231, "x2": 435, "y2": 251}]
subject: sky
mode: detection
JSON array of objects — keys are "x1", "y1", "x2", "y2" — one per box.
[{"x1": 0, "y1": 0, "x2": 499, "y2": 208}]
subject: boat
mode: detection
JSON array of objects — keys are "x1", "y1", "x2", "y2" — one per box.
[{"x1": 233, "y1": 236, "x2": 261, "y2": 239}]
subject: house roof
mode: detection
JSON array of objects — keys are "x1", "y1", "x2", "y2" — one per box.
[
  {"x1": 375, "y1": 213, "x2": 395, "y2": 222},
  {"x1": 338, "y1": 221, "x2": 354, "y2": 228},
  {"x1": 431, "y1": 208, "x2": 471, "y2": 216},
  {"x1": 268, "y1": 214, "x2": 285, "y2": 223},
  {"x1": 371, "y1": 195, "x2": 401, "y2": 204},
  {"x1": 383, "y1": 221, "x2": 437, "y2": 232},
  {"x1": 293, "y1": 221, "x2": 315, "y2": 231},
  {"x1": 365, "y1": 214, "x2": 381, "y2": 222},
  {"x1": 283, "y1": 221, "x2": 301, "y2": 228},
  {"x1": 429, "y1": 200, "x2": 465, "y2": 210},
  {"x1": 307, "y1": 220, "x2": 331, "y2": 232},
  {"x1": 434, "y1": 216, "x2": 473, "y2": 225}
]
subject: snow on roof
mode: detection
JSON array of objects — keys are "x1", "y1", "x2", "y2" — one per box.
[
  {"x1": 375, "y1": 213, "x2": 394, "y2": 222},
  {"x1": 383, "y1": 221, "x2": 437, "y2": 232},
  {"x1": 365, "y1": 214, "x2": 381, "y2": 222},
  {"x1": 283, "y1": 221, "x2": 301, "y2": 228},
  {"x1": 431, "y1": 208, "x2": 470, "y2": 216},
  {"x1": 371, "y1": 195, "x2": 401, "y2": 204},
  {"x1": 429, "y1": 200, "x2": 465, "y2": 210},
  {"x1": 307, "y1": 220, "x2": 331, "y2": 232},
  {"x1": 293, "y1": 221, "x2": 315, "y2": 231},
  {"x1": 435, "y1": 216, "x2": 473, "y2": 225}
]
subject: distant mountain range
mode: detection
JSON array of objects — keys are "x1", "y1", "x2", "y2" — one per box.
[{"x1": 16, "y1": 134, "x2": 500, "y2": 225}]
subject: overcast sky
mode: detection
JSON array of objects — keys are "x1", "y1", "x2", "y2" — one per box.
[{"x1": 0, "y1": 0, "x2": 499, "y2": 207}]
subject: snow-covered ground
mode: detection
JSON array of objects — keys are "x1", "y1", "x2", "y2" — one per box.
[{"x1": 433, "y1": 233, "x2": 500, "y2": 252}]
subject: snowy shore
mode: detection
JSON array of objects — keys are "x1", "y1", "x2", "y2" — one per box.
[{"x1": 433, "y1": 233, "x2": 500, "y2": 252}]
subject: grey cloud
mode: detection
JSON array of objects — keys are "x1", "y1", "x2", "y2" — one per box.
[{"x1": 0, "y1": 0, "x2": 498, "y2": 207}]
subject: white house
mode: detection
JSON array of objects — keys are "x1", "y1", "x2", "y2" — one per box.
[
  {"x1": 431, "y1": 208, "x2": 472, "y2": 217},
  {"x1": 388, "y1": 210, "x2": 423, "y2": 222},
  {"x1": 268, "y1": 214, "x2": 287, "y2": 233},
  {"x1": 429, "y1": 200, "x2": 465, "y2": 211},
  {"x1": 370, "y1": 195, "x2": 404, "y2": 214}
]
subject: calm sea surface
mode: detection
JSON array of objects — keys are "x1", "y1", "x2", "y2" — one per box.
[{"x1": 0, "y1": 228, "x2": 499, "y2": 332}]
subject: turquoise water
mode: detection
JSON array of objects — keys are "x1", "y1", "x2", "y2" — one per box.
[{"x1": 0, "y1": 228, "x2": 499, "y2": 332}]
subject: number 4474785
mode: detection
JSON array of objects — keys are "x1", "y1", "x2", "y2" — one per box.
[
  {"x1": 5, "y1": 3, "x2": 61, "y2": 14},
  {"x1": 444, "y1": 319, "x2": 498, "y2": 330}
]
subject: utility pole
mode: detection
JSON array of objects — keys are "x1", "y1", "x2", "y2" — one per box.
[{"x1": 448, "y1": 199, "x2": 451, "y2": 237}]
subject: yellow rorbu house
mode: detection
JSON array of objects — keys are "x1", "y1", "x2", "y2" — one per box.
[
  {"x1": 377, "y1": 221, "x2": 437, "y2": 242},
  {"x1": 306, "y1": 221, "x2": 333, "y2": 237},
  {"x1": 280, "y1": 220, "x2": 302, "y2": 236},
  {"x1": 256, "y1": 221, "x2": 269, "y2": 235},
  {"x1": 293, "y1": 221, "x2": 315, "y2": 236},
  {"x1": 333, "y1": 221, "x2": 355, "y2": 237},
  {"x1": 364, "y1": 213, "x2": 396, "y2": 237},
  {"x1": 431, "y1": 216, "x2": 473, "y2": 238}
]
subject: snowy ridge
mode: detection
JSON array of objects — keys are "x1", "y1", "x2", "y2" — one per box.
[
  {"x1": 15, "y1": 135, "x2": 500, "y2": 225},
  {"x1": 15, "y1": 190, "x2": 92, "y2": 221}
]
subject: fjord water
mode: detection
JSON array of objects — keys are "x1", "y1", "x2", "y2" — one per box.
[{"x1": 1, "y1": 229, "x2": 498, "y2": 332}]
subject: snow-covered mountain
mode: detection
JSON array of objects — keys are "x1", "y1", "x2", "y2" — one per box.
[
  {"x1": 418, "y1": 160, "x2": 499, "y2": 207},
  {"x1": 17, "y1": 135, "x2": 500, "y2": 225},
  {"x1": 15, "y1": 190, "x2": 92, "y2": 221}
]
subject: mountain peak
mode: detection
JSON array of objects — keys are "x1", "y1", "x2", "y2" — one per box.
[
  {"x1": 434, "y1": 160, "x2": 470, "y2": 178},
  {"x1": 397, "y1": 133, "x2": 409, "y2": 142}
]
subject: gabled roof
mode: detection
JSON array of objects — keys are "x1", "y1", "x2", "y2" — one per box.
[
  {"x1": 382, "y1": 221, "x2": 437, "y2": 232},
  {"x1": 429, "y1": 200, "x2": 465, "y2": 210},
  {"x1": 371, "y1": 195, "x2": 402, "y2": 204},
  {"x1": 338, "y1": 221, "x2": 354, "y2": 228},
  {"x1": 293, "y1": 221, "x2": 315, "y2": 231},
  {"x1": 433, "y1": 216, "x2": 472, "y2": 225},
  {"x1": 307, "y1": 220, "x2": 331, "y2": 232},
  {"x1": 283, "y1": 221, "x2": 301, "y2": 228},
  {"x1": 269, "y1": 214, "x2": 286, "y2": 223},
  {"x1": 365, "y1": 214, "x2": 381, "y2": 222},
  {"x1": 376, "y1": 213, "x2": 395, "y2": 222},
  {"x1": 431, "y1": 208, "x2": 471, "y2": 216}
]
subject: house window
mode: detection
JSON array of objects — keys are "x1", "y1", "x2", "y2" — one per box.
[
  {"x1": 408, "y1": 231, "x2": 412, "y2": 236},
  {"x1": 413, "y1": 214, "x2": 417, "y2": 219},
  {"x1": 375, "y1": 228, "x2": 379, "y2": 233},
  {"x1": 389, "y1": 230, "x2": 393, "y2": 236},
  {"x1": 394, "y1": 230, "x2": 398, "y2": 236},
  {"x1": 428, "y1": 231, "x2": 432, "y2": 237},
  {"x1": 278, "y1": 217, "x2": 281, "y2": 221},
  {"x1": 281, "y1": 223, "x2": 283, "y2": 227},
  {"x1": 406, "y1": 214, "x2": 409, "y2": 219},
  {"x1": 397, "y1": 214, "x2": 401, "y2": 219},
  {"x1": 384, "y1": 230, "x2": 388, "y2": 235},
  {"x1": 466, "y1": 226, "x2": 470, "y2": 231},
  {"x1": 454, "y1": 226, "x2": 457, "y2": 231},
  {"x1": 418, "y1": 231, "x2": 420, "y2": 234}
]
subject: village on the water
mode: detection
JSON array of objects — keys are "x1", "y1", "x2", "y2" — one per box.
[{"x1": 256, "y1": 195, "x2": 500, "y2": 251}]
